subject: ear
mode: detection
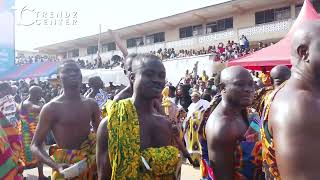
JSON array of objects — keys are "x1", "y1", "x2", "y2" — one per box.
[{"x1": 297, "y1": 45, "x2": 309, "y2": 62}]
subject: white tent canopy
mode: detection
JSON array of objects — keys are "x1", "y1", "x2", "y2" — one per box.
[{"x1": 81, "y1": 67, "x2": 129, "y2": 86}]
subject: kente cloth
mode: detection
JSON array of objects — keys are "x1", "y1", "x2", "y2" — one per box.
[
  {"x1": 199, "y1": 95, "x2": 221, "y2": 180},
  {"x1": 17, "y1": 108, "x2": 39, "y2": 167},
  {"x1": 0, "y1": 113, "x2": 23, "y2": 180},
  {"x1": 252, "y1": 87, "x2": 274, "y2": 117},
  {"x1": 200, "y1": 159, "x2": 214, "y2": 180},
  {"x1": 233, "y1": 111, "x2": 264, "y2": 180},
  {"x1": 106, "y1": 99, "x2": 180, "y2": 180},
  {"x1": 0, "y1": 95, "x2": 19, "y2": 127},
  {"x1": 0, "y1": 112, "x2": 23, "y2": 165},
  {"x1": 49, "y1": 132, "x2": 97, "y2": 180},
  {"x1": 260, "y1": 83, "x2": 286, "y2": 180}
]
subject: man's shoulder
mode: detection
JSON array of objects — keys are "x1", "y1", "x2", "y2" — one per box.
[
  {"x1": 271, "y1": 88, "x2": 317, "y2": 125},
  {"x1": 82, "y1": 96, "x2": 97, "y2": 104}
]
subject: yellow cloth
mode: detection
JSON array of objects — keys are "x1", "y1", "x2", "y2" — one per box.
[
  {"x1": 201, "y1": 75, "x2": 208, "y2": 82},
  {"x1": 259, "y1": 73, "x2": 271, "y2": 86},
  {"x1": 185, "y1": 110, "x2": 203, "y2": 167},
  {"x1": 49, "y1": 133, "x2": 97, "y2": 180},
  {"x1": 106, "y1": 99, "x2": 180, "y2": 179}
]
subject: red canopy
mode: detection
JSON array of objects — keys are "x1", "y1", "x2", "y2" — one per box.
[{"x1": 228, "y1": 0, "x2": 320, "y2": 70}]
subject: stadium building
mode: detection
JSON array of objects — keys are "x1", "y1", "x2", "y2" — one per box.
[{"x1": 36, "y1": 0, "x2": 319, "y2": 63}]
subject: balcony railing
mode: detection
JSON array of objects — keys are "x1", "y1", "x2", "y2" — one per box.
[{"x1": 238, "y1": 19, "x2": 293, "y2": 37}]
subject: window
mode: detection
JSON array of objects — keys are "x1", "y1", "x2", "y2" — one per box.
[
  {"x1": 296, "y1": 5, "x2": 302, "y2": 17},
  {"x1": 107, "y1": 42, "x2": 116, "y2": 51},
  {"x1": 87, "y1": 46, "x2": 98, "y2": 55},
  {"x1": 179, "y1": 26, "x2": 193, "y2": 38},
  {"x1": 206, "y1": 17, "x2": 233, "y2": 33},
  {"x1": 192, "y1": 25, "x2": 203, "y2": 36},
  {"x1": 275, "y1": 7, "x2": 290, "y2": 21},
  {"x1": 127, "y1": 37, "x2": 144, "y2": 48},
  {"x1": 102, "y1": 42, "x2": 116, "y2": 52},
  {"x1": 71, "y1": 49, "x2": 79, "y2": 57},
  {"x1": 146, "y1": 32, "x2": 165, "y2": 44},
  {"x1": 255, "y1": 6, "x2": 290, "y2": 24},
  {"x1": 179, "y1": 25, "x2": 203, "y2": 38},
  {"x1": 311, "y1": 0, "x2": 320, "y2": 13}
]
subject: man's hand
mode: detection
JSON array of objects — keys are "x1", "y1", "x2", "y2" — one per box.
[{"x1": 54, "y1": 163, "x2": 70, "y2": 172}]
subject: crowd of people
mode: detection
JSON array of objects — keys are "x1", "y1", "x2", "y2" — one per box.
[
  {"x1": 1, "y1": 21, "x2": 319, "y2": 180},
  {"x1": 76, "y1": 55, "x2": 124, "y2": 70},
  {"x1": 16, "y1": 35, "x2": 274, "y2": 71}
]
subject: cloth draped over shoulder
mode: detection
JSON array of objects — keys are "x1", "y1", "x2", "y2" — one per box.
[
  {"x1": 106, "y1": 99, "x2": 180, "y2": 179},
  {"x1": 234, "y1": 111, "x2": 263, "y2": 180},
  {"x1": 17, "y1": 106, "x2": 39, "y2": 167},
  {"x1": 260, "y1": 83, "x2": 286, "y2": 180},
  {"x1": 199, "y1": 94, "x2": 221, "y2": 180},
  {"x1": 49, "y1": 132, "x2": 97, "y2": 180},
  {"x1": 0, "y1": 112, "x2": 23, "y2": 180}
]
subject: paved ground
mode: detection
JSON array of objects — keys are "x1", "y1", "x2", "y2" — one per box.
[{"x1": 23, "y1": 164, "x2": 200, "y2": 180}]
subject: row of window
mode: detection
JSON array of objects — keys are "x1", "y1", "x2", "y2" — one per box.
[
  {"x1": 71, "y1": 1, "x2": 320, "y2": 56},
  {"x1": 255, "y1": 0, "x2": 320, "y2": 24}
]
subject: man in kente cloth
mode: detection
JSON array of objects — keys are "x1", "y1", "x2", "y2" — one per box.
[
  {"x1": 206, "y1": 66, "x2": 263, "y2": 180},
  {"x1": 0, "y1": 82, "x2": 23, "y2": 168},
  {"x1": 97, "y1": 54, "x2": 185, "y2": 179},
  {"x1": 252, "y1": 65, "x2": 291, "y2": 116},
  {"x1": 18, "y1": 86, "x2": 47, "y2": 179},
  {"x1": 261, "y1": 21, "x2": 320, "y2": 179},
  {"x1": 0, "y1": 111, "x2": 24, "y2": 179},
  {"x1": 31, "y1": 60, "x2": 101, "y2": 179},
  {"x1": 198, "y1": 73, "x2": 222, "y2": 180}
]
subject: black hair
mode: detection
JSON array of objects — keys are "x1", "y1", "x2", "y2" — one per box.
[
  {"x1": 0, "y1": 82, "x2": 11, "y2": 92},
  {"x1": 201, "y1": 93, "x2": 212, "y2": 102},
  {"x1": 168, "y1": 85, "x2": 176, "y2": 93},
  {"x1": 57, "y1": 60, "x2": 79, "y2": 74}
]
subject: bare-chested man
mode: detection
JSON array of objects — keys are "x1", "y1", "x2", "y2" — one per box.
[
  {"x1": 18, "y1": 86, "x2": 47, "y2": 179},
  {"x1": 270, "y1": 65, "x2": 291, "y2": 88},
  {"x1": 261, "y1": 21, "x2": 320, "y2": 179},
  {"x1": 206, "y1": 66, "x2": 263, "y2": 179},
  {"x1": 31, "y1": 60, "x2": 101, "y2": 179},
  {"x1": 97, "y1": 54, "x2": 184, "y2": 179},
  {"x1": 253, "y1": 65, "x2": 291, "y2": 116}
]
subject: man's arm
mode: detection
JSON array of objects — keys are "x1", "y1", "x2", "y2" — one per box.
[
  {"x1": 96, "y1": 118, "x2": 112, "y2": 180},
  {"x1": 108, "y1": 29, "x2": 128, "y2": 57},
  {"x1": 30, "y1": 103, "x2": 61, "y2": 171},
  {"x1": 206, "y1": 118, "x2": 236, "y2": 180},
  {"x1": 90, "y1": 99, "x2": 101, "y2": 132}
]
